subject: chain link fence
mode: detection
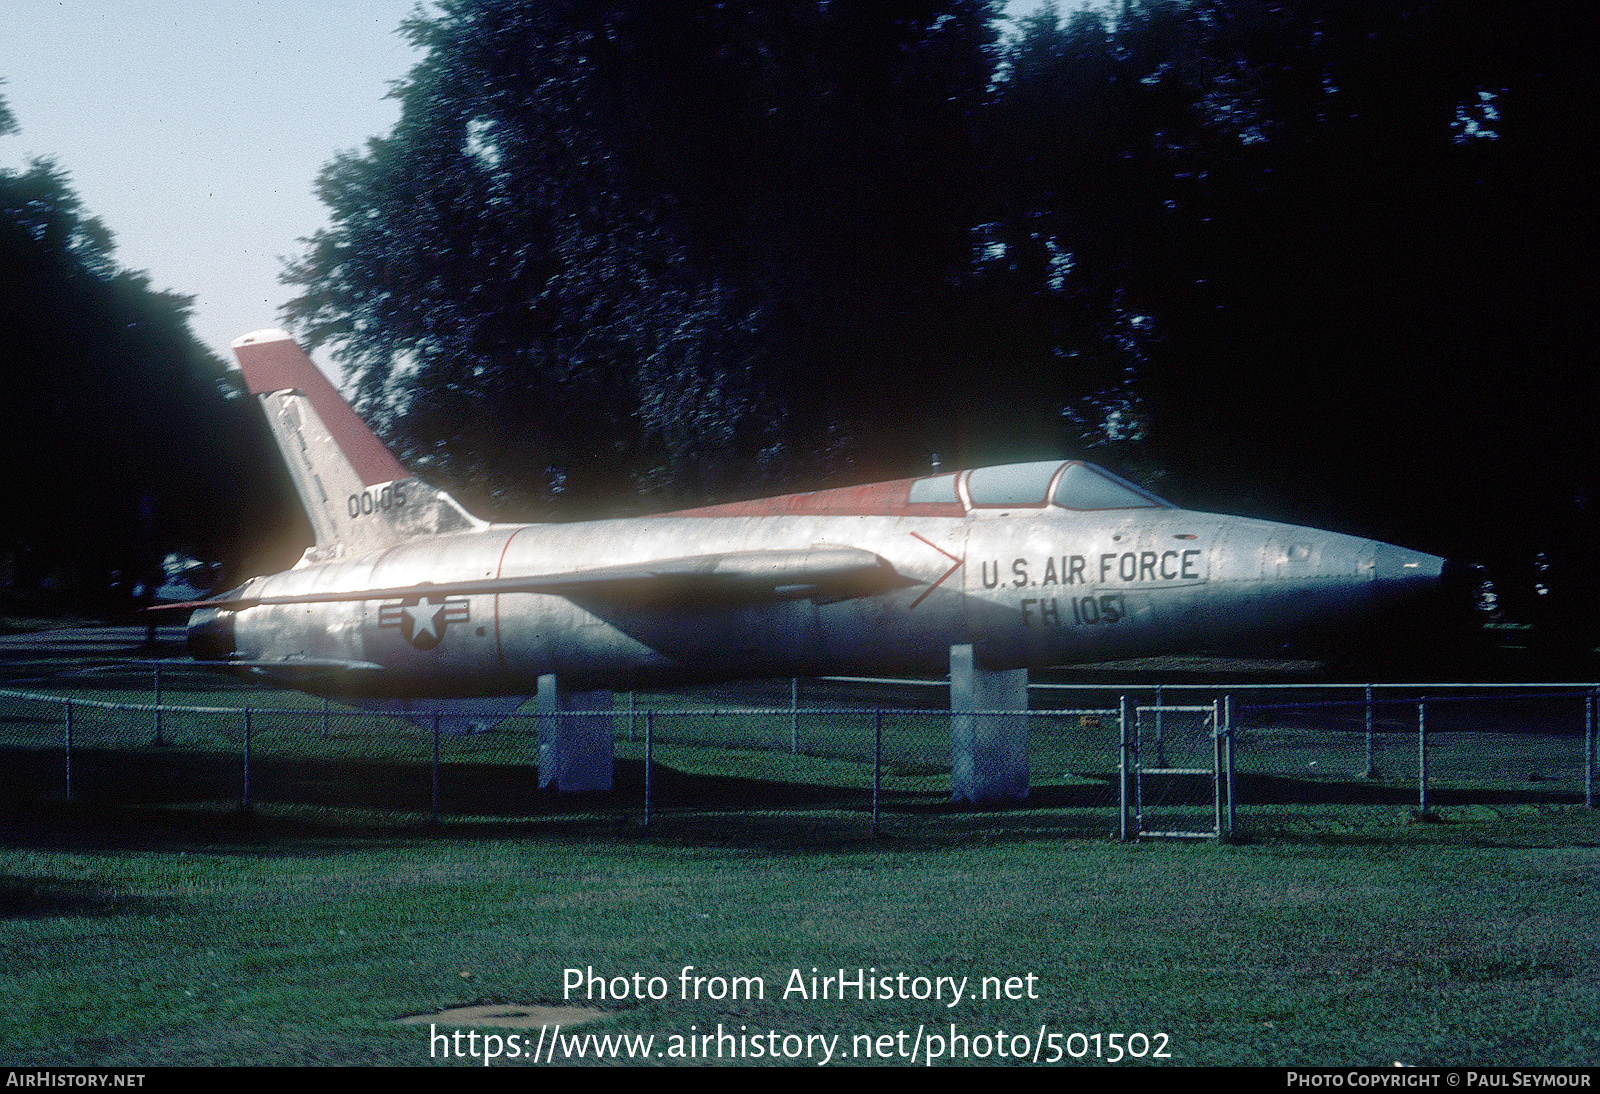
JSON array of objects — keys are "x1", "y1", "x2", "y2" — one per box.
[
  {"x1": 1225, "y1": 685, "x2": 1598, "y2": 832},
  {"x1": 1, "y1": 673, "x2": 1594, "y2": 838}
]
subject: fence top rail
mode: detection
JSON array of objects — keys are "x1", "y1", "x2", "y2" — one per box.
[
  {"x1": 819, "y1": 675, "x2": 949, "y2": 687},
  {"x1": 0, "y1": 688, "x2": 1118, "y2": 720},
  {"x1": 1239, "y1": 689, "x2": 1600, "y2": 713},
  {"x1": 11, "y1": 679, "x2": 1597, "y2": 720},
  {"x1": 0, "y1": 688, "x2": 248, "y2": 716},
  {"x1": 1032, "y1": 681, "x2": 1600, "y2": 692},
  {"x1": 25, "y1": 666, "x2": 1600, "y2": 700}
]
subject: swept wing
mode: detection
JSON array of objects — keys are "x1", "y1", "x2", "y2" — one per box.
[{"x1": 173, "y1": 545, "x2": 904, "y2": 612}]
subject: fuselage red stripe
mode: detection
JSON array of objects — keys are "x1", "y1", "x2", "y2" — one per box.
[
  {"x1": 492, "y1": 528, "x2": 523, "y2": 675},
  {"x1": 907, "y1": 531, "x2": 964, "y2": 610}
]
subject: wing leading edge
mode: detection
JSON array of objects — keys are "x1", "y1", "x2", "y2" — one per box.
[{"x1": 173, "y1": 546, "x2": 910, "y2": 612}]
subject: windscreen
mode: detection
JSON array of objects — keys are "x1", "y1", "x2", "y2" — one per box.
[
  {"x1": 1052, "y1": 462, "x2": 1170, "y2": 510},
  {"x1": 908, "y1": 473, "x2": 960, "y2": 504},
  {"x1": 965, "y1": 461, "x2": 1065, "y2": 507}
]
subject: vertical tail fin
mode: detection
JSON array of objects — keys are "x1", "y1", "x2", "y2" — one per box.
[{"x1": 232, "y1": 329, "x2": 481, "y2": 561}]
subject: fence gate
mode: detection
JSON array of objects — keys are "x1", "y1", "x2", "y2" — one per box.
[{"x1": 1119, "y1": 698, "x2": 1233, "y2": 841}]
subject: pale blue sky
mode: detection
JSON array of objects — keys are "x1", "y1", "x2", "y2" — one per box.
[
  {"x1": 1, "y1": 1, "x2": 1055, "y2": 366},
  {"x1": 0, "y1": 0, "x2": 421, "y2": 361}
]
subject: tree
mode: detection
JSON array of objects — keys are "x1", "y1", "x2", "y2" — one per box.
[
  {"x1": 977, "y1": 1, "x2": 1597, "y2": 661},
  {"x1": 0, "y1": 89, "x2": 294, "y2": 610},
  {"x1": 284, "y1": 0, "x2": 1598, "y2": 638},
  {"x1": 283, "y1": 0, "x2": 1003, "y2": 516},
  {"x1": 985, "y1": 2, "x2": 1597, "y2": 552}
]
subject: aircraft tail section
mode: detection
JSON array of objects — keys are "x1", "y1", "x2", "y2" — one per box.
[{"x1": 232, "y1": 329, "x2": 482, "y2": 561}]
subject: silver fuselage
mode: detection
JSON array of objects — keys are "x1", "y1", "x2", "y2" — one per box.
[{"x1": 197, "y1": 504, "x2": 1443, "y2": 697}]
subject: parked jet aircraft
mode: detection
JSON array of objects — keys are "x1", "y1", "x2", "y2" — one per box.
[{"x1": 182, "y1": 329, "x2": 1446, "y2": 797}]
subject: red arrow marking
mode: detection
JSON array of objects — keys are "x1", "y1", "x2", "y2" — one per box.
[{"x1": 908, "y1": 531, "x2": 964, "y2": 610}]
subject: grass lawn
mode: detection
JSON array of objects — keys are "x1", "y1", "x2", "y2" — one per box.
[
  {"x1": 1, "y1": 657, "x2": 1596, "y2": 1066},
  {"x1": 2, "y1": 780, "x2": 1597, "y2": 1066}
]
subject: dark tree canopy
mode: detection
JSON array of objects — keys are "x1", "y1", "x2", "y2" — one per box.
[
  {"x1": 283, "y1": 0, "x2": 1002, "y2": 518},
  {"x1": 984, "y1": 3, "x2": 1593, "y2": 529},
  {"x1": 3, "y1": 3, "x2": 1591, "y2": 652},
  {"x1": 980, "y1": 1, "x2": 1597, "y2": 646},
  {"x1": 288, "y1": 0, "x2": 1597, "y2": 532},
  {"x1": 272, "y1": 0, "x2": 1590, "y2": 655},
  {"x1": 0, "y1": 82, "x2": 16, "y2": 140},
  {"x1": 969, "y1": 0, "x2": 1596, "y2": 660},
  {"x1": 0, "y1": 91, "x2": 298, "y2": 610}
]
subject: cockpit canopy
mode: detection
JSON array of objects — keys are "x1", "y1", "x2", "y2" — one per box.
[
  {"x1": 911, "y1": 460, "x2": 1171, "y2": 511},
  {"x1": 664, "y1": 459, "x2": 1171, "y2": 519}
]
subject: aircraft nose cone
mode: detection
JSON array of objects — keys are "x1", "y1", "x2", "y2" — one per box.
[
  {"x1": 1239, "y1": 522, "x2": 1450, "y2": 625},
  {"x1": 1370, "y1": 541, "x2": 1447, "y2": 601}
]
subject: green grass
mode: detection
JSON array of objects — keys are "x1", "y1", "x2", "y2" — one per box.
[
  {"x1": 2, "y1": 668, "x2": 1598, "y2": 1066},
  {"x1": 2, "y1": 780, "x2": 1598, "y2": 1065}
]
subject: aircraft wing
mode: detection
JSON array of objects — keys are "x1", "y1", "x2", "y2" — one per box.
[
  {"x1": 171, "y1": 546, "x2": 910, "y2": 612},
  {"x1": 190, "y1": 657, "x2": 386, "y2": 674}
]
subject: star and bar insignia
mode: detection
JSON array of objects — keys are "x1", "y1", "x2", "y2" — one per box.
[{"x1": 378, "y1": 596, "x2": 470, "y2": 650}]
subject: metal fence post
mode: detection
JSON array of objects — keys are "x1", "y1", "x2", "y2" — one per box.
[
  {"x1": 1154, "y1": 684, "x2": 1166, "y2": 768},
  {"x1": 1211, "y1": 699, "x2": 1224, "y2": 837},
  {"x1": 152, "y1": 663, "x2": 164, "y2": 746},
  {"x1": 1224, "y1": 694, "x2": 1236, "y2": 839},
  {"x1": 1364, "y1": 683, "x2": 1376, "y2": 778},
  {"x1": 872, "y1": 708, "x2": 883, "y2": 836},
  {"x1": 1119, "y1": 694, "x2": 1133, "y2": 842},
  {"x1": 242, "y1": 707, "x2": 252, "y2": 810},
  {"x1": 431, "y1": 712, "x2": 442, "y2": 822},
  {"x1": 1587, "y1": 690, "x2": 1595, "y2": 811},
  {"x1": 1417, "y1": 698, "x2": 1429, "y2": 815},
  {"x1": 64, "y1": 698, "x2": 74, "y2": 803},
  {"x1": 644, "y1": 709, "x2": 654, "y2": 828}
]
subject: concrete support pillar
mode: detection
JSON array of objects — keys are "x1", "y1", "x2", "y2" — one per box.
[
  {"x1": 536, "y1": 675, "x2": 614, "y2": 792},
  {"x1": 950, "y1": 644, "x2": 1029, "y2": 803}
]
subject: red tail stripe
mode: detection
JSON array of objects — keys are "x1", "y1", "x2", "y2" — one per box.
[{"x1": 233, "y1": 336, "x2": 408, "y2": 487}]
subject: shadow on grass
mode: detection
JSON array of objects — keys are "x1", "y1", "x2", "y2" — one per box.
[
  {"x1": 0, "y1": 743, "x2": 1587, "y2": 856},
  {"x1": 0, "y1": 873, "x2": 173, "y2": 919},
  {"x1": 2, "y1": 746, "x2": 1122, "y2": 813},
  {"x1": 1235, "y1": 772, "x2": 1586, "y2": 806},
  {"x1": 0, "y1": 739, "x2": 1130, "y2": 854}
]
